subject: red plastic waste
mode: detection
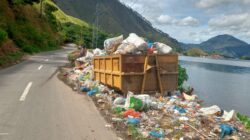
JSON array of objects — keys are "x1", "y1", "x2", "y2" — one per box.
[{"x1": 123, "y1": 109, "x2": 141, "y2": 118}]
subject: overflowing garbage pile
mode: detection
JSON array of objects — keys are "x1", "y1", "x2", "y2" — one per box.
[{"x1": 62, "y1": 33, "x2": 250, "y2": 139}]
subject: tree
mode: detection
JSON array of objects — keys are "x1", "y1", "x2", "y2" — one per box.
[{"x1": 40, "y1": 0, "x2": 44, "y2": 17}]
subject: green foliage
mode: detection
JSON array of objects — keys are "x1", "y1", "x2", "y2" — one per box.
[
  {"x1": 178, "y1": 65, "x2": 188, "y2": 88},
  {"x1": 12, "y1": 0, "x2": 39, "y2": 5},
  {"x1": 38, "y1": 0, "x2": 110, "y2": 48},
  {"x1": 237, "y1": 113, "x2": 250, "y2": 130},
  {"x1": 44, "y1": 2, "x2": 59, "y2": 31},
  {"x1": 240, "y1": 56, "x2": 250, "y2": 60},
  {"x1": 0, "y1": 51, "x2": 23, "y2": 66},
  {"x1": 60, "y1": 22, "x2": 109, "y2": 48},
  {"x1": 7, "y1": 21, "x2": 58, "y2": 53},
  {"x1": 186, "y1": 48, "x2": 207, "y2": 56},
  {"x1": 0, "y1": 28, "x2": 8, "y2": 44},
  {"x1": 127, "y1": 124, "x2": 156, "y2": 140},
  {"x1": 53, "y1": 0, "x2": 180, "y2": 50}
]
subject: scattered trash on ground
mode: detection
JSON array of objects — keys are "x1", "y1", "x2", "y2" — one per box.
[{"x1": 59, "y1": 33, "x2": 250, "y2": 140}]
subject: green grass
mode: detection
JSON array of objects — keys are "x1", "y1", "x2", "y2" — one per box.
[
  {"x1": 33, "y1": 0, "x2": 110, "y2": 48},
  {"x1": 237, "y1": 113, "x2": 250, "y2": 131},
  {"x1": 0, "y1": 51, "x2": 23, "y2": 66},
  {"x1": 0, "y1": 28, "x2": 8, "y2": 44},
  {"x1": 33, "y1": 0, "x2": 89, "y2": 27}
]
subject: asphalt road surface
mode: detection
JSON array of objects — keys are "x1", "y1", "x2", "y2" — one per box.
[{"x1": 0, "y1": 46, "x2": 117, "y2": 140}]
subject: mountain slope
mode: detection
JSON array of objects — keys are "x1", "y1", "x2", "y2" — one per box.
[
  {"x1": 181, "y1": 34, "x2": 250, "y2": 58},
  {"x1": 53, "y1": 0, "x2": 180, "y2": 50},
  {"x1": 0, "y1": 0, "x2": 60, "y2": 67}
]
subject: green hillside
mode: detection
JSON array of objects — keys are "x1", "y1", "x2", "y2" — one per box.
[
  {"x1": 54, "y1": 0, "x2": 181, "y2": 51},
  {"x1": 0, "y1": 0, "x2": 61, "y2": 67},
  {"x1": 0, "y1": 0, "x2": 109, "y2": 67}
]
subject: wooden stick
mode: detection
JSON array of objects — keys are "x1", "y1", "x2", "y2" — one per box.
[
  {"x1": 141, "y1": 56, "x2": 149, "y2": 94},
  {"x1": 155, "y1": 55, "x2": 163, "y2": 94}
]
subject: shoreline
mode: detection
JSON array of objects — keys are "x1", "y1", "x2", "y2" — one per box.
[{"x1": 58, "y1": 63, "x2": 250, "y2": 139}]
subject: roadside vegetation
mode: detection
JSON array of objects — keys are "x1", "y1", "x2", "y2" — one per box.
[
  {"x1": 34, "y1": 0, "x2": 110, "y2": 48},
  {"x1": 0, "y1": 0, "x2": 60, "y2": 67},
  {"x1": 0, "y1": 0, "x2": 110, "y2": 67}
]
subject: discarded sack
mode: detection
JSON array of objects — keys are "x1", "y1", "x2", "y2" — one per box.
[
  {"x1": 122, "y1": 33, "x2": 147, "y2": 51},
  {"x1": 199, "y1": 105, "x2": 221, "y2": 115},
  {"x1": 114, "y1": 43, "x2": 137, "y2": 54},
  {"x1": 93, "y1": 48, "x2": 105, "y2": 56},
  {"x1": 154, "y1": 42, "x2": 172, "y2": 54},
  {"x1": 104, "y1": 35, "x2": 123, "y2": 54}
]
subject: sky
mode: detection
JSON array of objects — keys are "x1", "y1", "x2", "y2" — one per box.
[{"x1": 119, "y1": 0, "x2": 250, "y2": 44}]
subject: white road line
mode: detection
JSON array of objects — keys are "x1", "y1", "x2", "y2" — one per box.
[
  {"x1": 0, "y1": 133, "x2": 9, "y2": 135},
  {"x1": 19, "y1": 82, "x2": 33, "y2": 101},
  {"x1": 38, "y1": 65, "x2": 43, "y2": 70},
  {"x1": 45, "y1": 59, "x2": 49, "y2": 61}
]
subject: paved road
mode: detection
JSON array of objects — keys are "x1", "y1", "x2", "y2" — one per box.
[{"x1": 0, "y1": 46, "x2": 117, "y2": 140}]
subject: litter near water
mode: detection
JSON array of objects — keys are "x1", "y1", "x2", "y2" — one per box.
[{"x1": 60, "y1": 33, "x2": 250, "y2": 139}]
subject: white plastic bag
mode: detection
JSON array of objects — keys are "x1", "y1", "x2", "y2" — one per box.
[
  {"x1": 104, "y1": 35, "x2": 123, "y2": 54},
  {"x1": 123, "y1": 33, "x2": 147, "y2": 51},
  {"x1": 113, "y1": 97, "x2": 126, "y2": 106},
  {"x1": 199, "y1": 105, "x2": 221, "y2": 115},
  {"x1": 154, "y1": 42, "x2": 172, "y2": 54},
  {"x1": 93, "y1": 48, "x2": 105, "y2": 56},
  {"x1": 222, "y1": 110, "x2": 236, "y2": 122},
  {"x1": 124, "y1": 91, "x2": 134, "y2": 109},
  {"x1": 114, "y1": 43, "x2": 137, "y2": 54}
]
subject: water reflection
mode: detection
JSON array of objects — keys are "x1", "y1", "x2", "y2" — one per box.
[
  {"x1": 180, "y1": 61, "x2": 250, "y2": 74},
  {"x1": 179, "y1": 58, "x2": 250, "y2": 116}
]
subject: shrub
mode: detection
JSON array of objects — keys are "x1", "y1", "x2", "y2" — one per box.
[
  {"x1": 0, "y1": 28, "x2": 8, "y2": 44},
  {"x1": 23, "y1": 45, "x2": 40, "y2": 53},
  {"x1": 178, "y1": 65, "x2": 188, "y2": 88}
]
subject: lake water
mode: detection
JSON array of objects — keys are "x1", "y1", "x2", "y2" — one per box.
[{"x1": 179, "y1": 56, "x2": 250, "y2": 116}]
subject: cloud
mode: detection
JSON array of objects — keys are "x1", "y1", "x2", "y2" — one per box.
[
  {"x1": 176, "y1": 16, "x2": 199, "y2": 26},
  {"x1": 196, "y1": 0, "x2": 229, "y2": 8},
  {"x1": 196, "y1": 0, "x2": 250, "y2": 8},
  {"x1": 119, "y1": 0, "x2": 165, "y2": 17},
  {"x1": 156, "y1": 15, "x2": 199, "y2": 26},
  {"x1": 157, "y1": 15, "x2": 173, "y2": 25},
  {"x1": 119, "y1": 0, "x2": 250, "y2": 43},
  {"x1": 209, "y1": 13, "x2": 250, "y2": 32}
]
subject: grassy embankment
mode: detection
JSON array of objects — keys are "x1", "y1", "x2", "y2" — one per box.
[
  {"x1": 0, "y1": 0, "x2": 109, "y2": 67},
  {"x1": 0, "y1": 0, "x2": 60, "y2": 67}
]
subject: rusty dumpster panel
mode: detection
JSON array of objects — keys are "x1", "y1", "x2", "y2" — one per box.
[{"x1": 93, "y1": 54, "x2": 178, "y2": 94}]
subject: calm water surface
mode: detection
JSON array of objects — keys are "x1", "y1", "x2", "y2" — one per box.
[{"x1": 179, "y1": 56, "x2": 250, "y2": 116}]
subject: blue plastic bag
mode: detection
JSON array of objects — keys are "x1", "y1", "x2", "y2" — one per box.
[
  {"x1": 87, "y1": 88, "x2": 98, "y2": 96},
  {"x1": 149, "y1": 130, "x2": 164, "y2": 138},
  {"x1": 147, "y1": 42, "x2": 154, "y2": 48},
  {"x1": 173, "y1": 105, "x2": 187, "y2": 114},
  {"x1": 220, "y1": 124, "x2": 237, "y2": 138},
  {"x1": 80, "y1": 86, "x2": 90, "y2": 92},
  {"x1": 127, "y1": 117, "x2": 140, "y2": 125}
]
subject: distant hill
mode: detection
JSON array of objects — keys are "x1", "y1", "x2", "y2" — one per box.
[
  {"x1": 185, "y1": 48, "x2": 207, "y2": 57},
  {"x1": 181, "y1": 34, "x2": 250, "y2": 58},
  {"x1": 53, "y1": 0, "x2": 180, "y2": 50}
]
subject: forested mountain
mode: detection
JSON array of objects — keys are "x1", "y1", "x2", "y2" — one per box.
[
  {"x1": 181, "y1": 35, "x2": 250, "y2": 58},
  {"x1": 53, "y1": 0, "x2": 180, "y2": 50}
]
